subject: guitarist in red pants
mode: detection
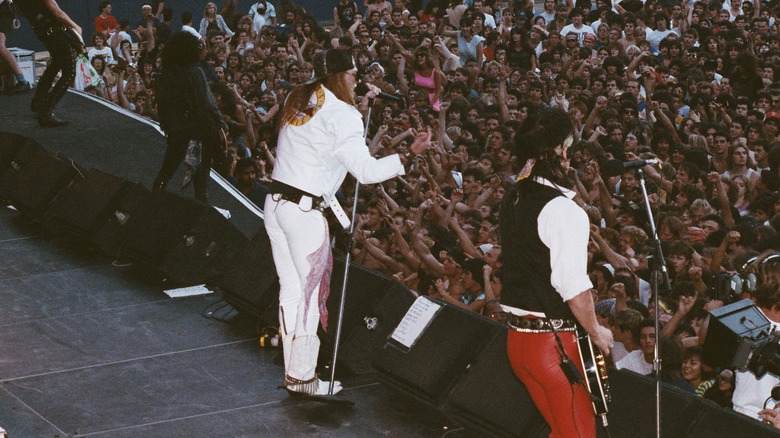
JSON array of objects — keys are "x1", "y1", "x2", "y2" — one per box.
[{"x1": 498, "y1": 108, "x2": 613, "y2": 438}]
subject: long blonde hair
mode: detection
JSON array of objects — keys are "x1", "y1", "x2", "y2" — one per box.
[
  {"x1": 688, "y1": 134, "x2": 707, "y2": 150},
  {"x1": 280, "y1": 72, "x2": 355, "y2": 126},
  {"x1": 204, "y1": 2, "x2": 217, "y2": 19}
]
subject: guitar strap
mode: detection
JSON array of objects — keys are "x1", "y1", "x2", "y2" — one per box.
[
  {"x1": 522, "y1": 257, "x2": 607, "y2": 410},
  {"x1": 523, "y1": 268, "x2": 585, "y2": 387}
]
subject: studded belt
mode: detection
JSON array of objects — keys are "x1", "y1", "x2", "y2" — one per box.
[{"x1": 505, "y1": 315, "x2": 577, "y2": 333}]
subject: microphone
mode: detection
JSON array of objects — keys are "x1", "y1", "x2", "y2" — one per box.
[
  {"x1": 621, "y1": 159, "x2": 663, "y2": 170},
  {"x1": 355, "y1": 83, "x2": 405, "y2": 103},
  {"x1": 375, "y1": 92, "x2": 405, "y2": 103}
]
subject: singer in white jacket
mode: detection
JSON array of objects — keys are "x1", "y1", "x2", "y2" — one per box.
[{"x1": 265, "y1": 48, "x2": 431, "y2": 396}]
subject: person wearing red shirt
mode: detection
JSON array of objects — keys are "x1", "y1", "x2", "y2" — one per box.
[{"x1": 94, "y1": 1, "x2": 118, "y2": 33}]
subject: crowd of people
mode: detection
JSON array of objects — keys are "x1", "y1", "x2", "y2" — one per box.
[{"x1": 5, "y1": 0, "x2": 780, "y2": 427}]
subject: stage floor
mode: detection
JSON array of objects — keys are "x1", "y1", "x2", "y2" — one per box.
[{"x1": 0, "y1": 91, "x2": 458, "y2": 437}]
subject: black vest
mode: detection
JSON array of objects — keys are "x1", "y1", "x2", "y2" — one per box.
[{"x1": 499, "y1": 179, "x2": 575, "y2": 320}]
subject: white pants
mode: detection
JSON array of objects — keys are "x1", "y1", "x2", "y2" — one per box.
[{"x1": 264, "y1": 194, "x2": 330, "y2": 382}]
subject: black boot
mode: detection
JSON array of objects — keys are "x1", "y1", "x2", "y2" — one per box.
[{"x1": 38, "y1": 112, "x2": 69, "y2": 127}]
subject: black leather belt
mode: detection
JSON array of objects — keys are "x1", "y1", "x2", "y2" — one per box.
[
  {"x1": 269, "y1": 180, "x2": 326, "y2": 212},
  {"x1": 505, "y1": 315, "x2": 577, "y2": 333}
]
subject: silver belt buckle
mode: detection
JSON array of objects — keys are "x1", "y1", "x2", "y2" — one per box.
[{"x1": 550, "y1": 319, "x2": 565, "y2": 330}]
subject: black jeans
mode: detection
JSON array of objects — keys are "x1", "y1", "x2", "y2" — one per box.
[
  {"x1": 32, "y1": 25, "x2": 77, "y2": 113},
  {"x1": 153, "y1": 129, "x2": 214, "y2": 202}
]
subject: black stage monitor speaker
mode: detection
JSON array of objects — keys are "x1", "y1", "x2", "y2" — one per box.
[
  {"x1": 120, "y1": 191, "x2": 248, "y2": 285},
  {"x1": 373, "y1": 298, "x2": 499, "y2": 406},
  {"x1": 212, "y1": 223, "x2": 279, "y2": 321},
  {"x1": 0, "y1": 132, "x2": 41, "y2": 172},
  {"x1": 93, "y1": 182, "x2": 152, "y2": 257},
  {"x1": 444, "y1": 328, "x2": 549, "y2": 438},
  {"x1": 606, "y1": 369, "x2": 706, "y2": 438},
  {"x1": 685, "y1": 398, "x2": 780, "y2": 438},
  {"x1": 0, "y1": 146, "x2": 81, "y2": 218},
  {"x1": 43, "y1": 169, "x2": 137, "y2": 239},
  {"x1": 321, "y1": 274, "x2": 418, "y2": 375},
  {"x1": 323, "y1": 259, "x2": 397, "y2": 339}
]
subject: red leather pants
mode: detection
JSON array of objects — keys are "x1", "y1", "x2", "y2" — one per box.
[{"x1": 507, "y1": 329, "x2": 596, "y2": 438}]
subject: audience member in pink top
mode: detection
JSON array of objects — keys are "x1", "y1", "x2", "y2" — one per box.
[{"x1": 412, "y1": 47, "x2": 444, "y2": 111}]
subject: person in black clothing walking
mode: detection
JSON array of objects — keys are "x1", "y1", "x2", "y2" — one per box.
[
  {"x1": 14, "y1": 0, "x2": 82, "y2": 127},
  {"x1": 153, "y1": 31, "x2": 227, "y2": 203}
]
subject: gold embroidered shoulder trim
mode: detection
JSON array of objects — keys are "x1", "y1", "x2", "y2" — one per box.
[{"x1": 288, "y1": 86, "x2": 325, "y2": 126}]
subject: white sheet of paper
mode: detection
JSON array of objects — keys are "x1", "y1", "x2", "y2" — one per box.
[
  {"x1": 164, "y1": 284, "x2": 213, "y2": 298},
  {"x1": 390, "y1": 297, "x2": 442, "y2": 350},
  {"x1": 213, "y1": 206, "x2": 231, "y2": 219}
]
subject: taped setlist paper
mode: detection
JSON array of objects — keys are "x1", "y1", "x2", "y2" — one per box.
[
  {"x1": 388, "y1": 297, "x2": 442, "y2": 352},
  {"x1": 164, "y1": 284, "x2": 213, "y2": 298}
]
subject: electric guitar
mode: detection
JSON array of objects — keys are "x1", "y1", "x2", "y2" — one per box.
[
  {"x1": 217, "y1": 126, "x2": 229, "y2": 159},
  {"x1": 67, "y1": 27, "x2": 86, "y2": 53},
  {"x1": 575, "y1": 327, "x2": 611, "y2": 428}
]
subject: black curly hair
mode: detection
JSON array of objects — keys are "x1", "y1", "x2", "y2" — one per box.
[{"x1": 512, "y1": 107, "x2": 575, "y2": 188}]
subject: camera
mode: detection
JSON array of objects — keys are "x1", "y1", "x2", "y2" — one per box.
[{"x1": 702, "y1": 299, "x2": 780, "y2": 378}]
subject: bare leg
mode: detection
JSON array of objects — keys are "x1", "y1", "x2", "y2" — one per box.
[{"x1": 0, "y1": 33, "x2": 22, "y2": 76}]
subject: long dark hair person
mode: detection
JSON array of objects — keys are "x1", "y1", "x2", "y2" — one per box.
[
  {"x1": 160, "y1": 32, "x2": 200, "y2": 71},
  {"x1": 157, "y1": 32, "x2": 201, "y2": 109}
]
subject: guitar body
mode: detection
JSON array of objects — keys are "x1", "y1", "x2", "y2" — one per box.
[
  {"x1": 575, "y1": 327, "x2": 611, "y2": 428},
  {"x1": 200, "y1": 122, "x2": 229, "y2": 166}
]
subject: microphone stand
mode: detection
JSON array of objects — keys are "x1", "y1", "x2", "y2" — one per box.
[
  {"x1": 636, "y1": 168, "x2": 671, "y2": 438},
  {"x1": 328, "y1": 97, "x2": 374, "y2": 395}
]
